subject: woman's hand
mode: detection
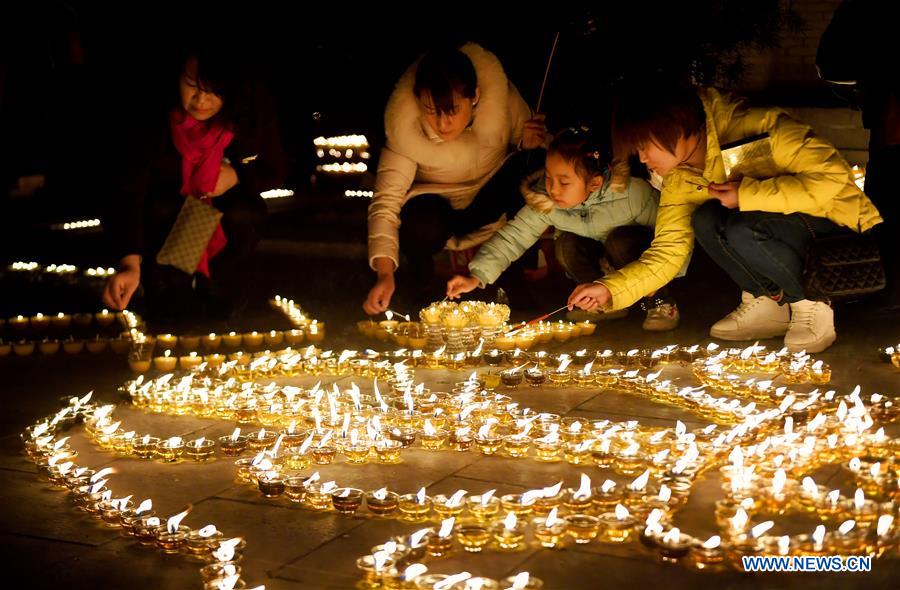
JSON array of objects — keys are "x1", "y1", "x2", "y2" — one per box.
[
  {"x1": 708, "y1": 181, "x2": 740, "y2": 209},
  {"x1": 205, "y1": 162, "x2": 239, "y2": 197},
  {"x1": 446, "y1": 275, "x2": 481, "y2": 299},
  {"x1": 521, "y1": 114, "x2": 548, "y2": 150},
  {"x1": 567, "y1": 282, "x2": 612, "y2": 312},
  {"x1": 102, "y1": 255, "x2": 141, "y2": 310}
]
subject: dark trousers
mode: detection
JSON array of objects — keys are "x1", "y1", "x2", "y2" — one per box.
[
  {"x1": 398, "y1": 150, "x2": 544, "y2": 288},
  {"x1": 554, "y1": 226, "x2": 672, "y2": 303},
  {"x1": 692, "y1": 200, "x2": 845, "y2": 303},
  {"x1": 141, "y1": 190, "x2": 267, "y2": 320},
  {"x1": 865, "y1": 145, "x2": 900, "y2": 306}
]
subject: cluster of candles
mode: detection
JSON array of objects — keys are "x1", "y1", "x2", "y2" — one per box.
[
  {"x1": 17, "y1": 330, "x2": 900, "y2": 585},
  {"x1": 1, "y1": 310, "x2": 132, "y2": 358},
  {"x1": 124, "y1": 296, "x2": 323, "y2": 374},
  {"x1": 20, "y1": 395, "x2": 265, "y2": 590}
]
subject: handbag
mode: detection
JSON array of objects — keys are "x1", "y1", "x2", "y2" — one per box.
[
  {"x1": 804, "y1": 231, "x2": 886, "y2": 301},
  {"x1": 155, "y1": 196, "x2": 223, "y2": 275}
]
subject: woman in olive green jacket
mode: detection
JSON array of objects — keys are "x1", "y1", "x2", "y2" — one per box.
[{"x1": 569, "y1": 85, "x2": 882, "y2": 353}]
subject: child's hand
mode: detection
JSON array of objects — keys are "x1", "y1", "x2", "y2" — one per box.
[
  {"x1": 567, "y1": 282, "x2": 612, "y2": 311},
  {"x1": 708, "y1": 181, "x2": 740, "y2": 209},
  {"x1": 446, "y1": 275, "x2": 480, "y2": 299},
  {"x1": 521, "y1": 114, "x2": 547, "y2": 150}
]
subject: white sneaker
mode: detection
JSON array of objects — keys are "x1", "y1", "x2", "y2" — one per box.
[
  {"x1": 784, "y1": 299, "x2": 836, "y2": 353},
  {"x1": 709, "y1": 291, "x2": 790, "y2": 341},
  {"x1": 643, "y1": 303, "x2": 679, "y2": 331}
]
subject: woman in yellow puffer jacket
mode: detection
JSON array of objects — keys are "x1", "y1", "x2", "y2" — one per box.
[{"x1": 568, "y1": 83, "x2": 882, "y2": 353}]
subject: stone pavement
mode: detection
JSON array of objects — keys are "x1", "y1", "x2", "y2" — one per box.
[{"x1": 1, "y1": 247, "x2": 898, "y2": 589}]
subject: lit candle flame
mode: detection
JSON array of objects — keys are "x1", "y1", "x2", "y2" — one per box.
[
  {"x1": 438, "y1": 517, "x2": 455, "y2": 538},
  {"x1": 404, "y1": 563, "x2": 428, "y2": 580},
  {"x1": 198, "y1": 525, "x2": 218, "y2": 538},
  {"x1": 615, "y1": 504, "x2": 630, "y2": 520},
  {"x1": 750, "y1": 521, "x2": 774, "y2": 538},
  {"x1": 545, "y1": 507, "x2": 561, "y2": 527},
  {"x1": 702, "y1": 535, "x2": 721, "y2": 549},
  {"x1": 372, "y1": 487, "x2": 388, "y2": 501},
  {"x1": 629, "y1": 469, "x2": 650, "y2": 491},
  {"x1": 600, "y1": 480, "x2": 616, "y2": 494},
  {"x1": 511, "y1": 572, "x2": 530, "y2": 589},
  {"x1": 502, "y1": 511, "x2": 517, "y2": 530},
  {"x1": 416, "y1": 487, "x2": 427, "y2": 504},
  {"x1": 542, "y1": 481, "x2": 562, "y2": 497},
  {"x1": 877, "y1": 515, "x2": 894, "y2": 538},
  {"x1": 839, "y1": 520, "x2": 856, "y2": 535},
  {"x1": 447, "y1": 489, "x2": 467, "y2": 507},
  {"x1": 410, "y1": 529, "x2": 430, "y2": 548},
  {"x1": 854, "y1": 488, "x2": 866, "y2": 511},
  {"x1": 573, "y1": 473, "x2": 591, "y2": 500},
  {"x1": 480, "y1": 489, "x2": 495, "y2": 505},
  {"x1": 135, "y1": 499, "x2": 153, "y2": 514},
  {"x1": 90, "y1": 467, "x2": 115, "y2": 482},
  {"x1": 812, "y1": 525, "x2": 825, "y2": 549},
  {"x1": 662, "y1": 528, "x2": 681, "y2": 544},
  {"x1": 166, "y1": 507, "x2": 191, "y2": 534}
]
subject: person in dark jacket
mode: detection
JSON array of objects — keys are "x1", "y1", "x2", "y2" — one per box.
[{"x1": 102, "y1": 46, "x2": 286, "y2": 320}]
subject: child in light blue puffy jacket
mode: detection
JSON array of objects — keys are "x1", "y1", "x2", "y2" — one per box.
[{"x1": 446, "y1": 127, "x2": 682, "y2": 331}]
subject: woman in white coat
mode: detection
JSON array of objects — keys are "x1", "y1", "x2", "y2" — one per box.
[{"x1": 363, "y1": 43, "x2": 547, "y2": 314}]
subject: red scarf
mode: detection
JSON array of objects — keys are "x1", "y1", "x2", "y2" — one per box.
[{"x1": 169, "y1": 108, "x2": 234, "y2": 277}]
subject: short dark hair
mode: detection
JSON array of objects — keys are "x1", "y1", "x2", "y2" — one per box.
[
  {"x1": 177, "y1": 43, "x2": 251, "y2": 125},
  {"x1": 413, "y1": 46, "x2": 477, "y2": 117},
  {"x1": 548, "y1": 127, "x2": 608, "y2": 182},
  {"x1": 611, "y1": 82, "x2": 705, "y2": 159}
]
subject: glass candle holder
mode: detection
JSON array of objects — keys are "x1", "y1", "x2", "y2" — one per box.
[
  {"x1": 499, "y1": 369, "x2": 524, "y2": 388},
  {"x1": 121, "y1": 509, "x2": 155, "y2": 536},
  {"x1": 185, "y1": 529, "x2": 223, "y2": 558},
  {"x1": 155, "y1": 438, "x2": 185, "y2": 462},
  {"x1": 331, "y1": 488, "x2": 364, "y2": 515},
  {"x1": 532, "y1": 493, "x2": 563, "y2": 517},
  {"x1": 466, "y1": 495, "x2": 501, "y2": 522},
  {"x1": 343, "y1": 442, "x2": 372, "y2": 465},
  {"x1": 432, "y1": 495, "x2": 466, "y2": 520},
  {"x1": 533, "y1": 439, "x2": 562, "y2": 462},
  {"x1": 533, "y1": 516, "x2": 567, "y2": 548},
  {"x1": 491, "y1": 520, "x2": 526, "y2": 550},
  {"x1": 652, "y1": 530, "x2": 693, "y2": 564},
  {"x1": 305, "y1": 483, "x2": 335, "y2": 511},
  {"x1": 366, "y1": 491, "x2": 401, "y2": 517},
  {"x1": 356, "y1": 554, "x2": 396, "y2": 589},
  {"x1": 597, "y1": 511, "x2": 637, "y2": 543},
  {"x1": 284, "y1": 476, "x2": 309, "y2": 503},
  {"x1": 689, "y1": 538, "x2": 728, "y2": 571},
  {"x1": 455, "y1": 521, "x2": 491, "y2": 553},
  {"x1": 312, "y1": 445, "x2": 336, "y2": 465},
  {"x1": 134, "y1": 516, "x2": 162, "y2": 546},
  {"x1": 185, "y1": 439, "x2": 216, "y2": 461},
  {"x1": 564, "y1": 514, "x2": 601, "y2": 544},
  {"x1": 419, "y1": 429, "x2": 448, "y2": 451},
  {"x1": 547, "y1": 370, "x2": 572, "y2": 387},
  {"x1": 257, "y1": 473, "x2": 286, "y2": 498},
  {"x1": 426, "y1": 532, "x2": 454, "y2": 557},
  {"x1": 448, "y1": 429, "x2": 473, "y2": 452},
  {"x1": 398, "y1": 493, "x2": 432, "y2": 521},
  {"x1": 524, "y1": 367, "x2": 546, "y2": 387},
  {"x1": 133, "y1": 436, "x2": 160, "y2": 459},
  {"x1": 247, "y1": 430, "x2": 278, "y2": 452},
  {"x1": 155, "y1": 525, "x2": 191, "y2": 554},
  {"x1": 500, "y1": 494, "x2": 535, "y2": 518},
  {"x1": 503, "y1": 435, "x2": 531, "y2": 458},
  {"x1": 474, "y1": 433, "x2": 502, "y2": 456},
  {"x1": 564, "y1": 442, "x2": 592, "y2": 465},
  {"x1": 284, "y1": 450, "x2": 311, "y2": 470},
  {"x1": 375, "y1": 439, "x2": 403, "y2": 463},
  {"x1": 388, "y1": 427, "x2": 417, "y2": 448}
]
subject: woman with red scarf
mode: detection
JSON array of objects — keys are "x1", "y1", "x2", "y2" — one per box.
[{"x1": 103, "y1": 47, "x2": 286, "y2": 320}]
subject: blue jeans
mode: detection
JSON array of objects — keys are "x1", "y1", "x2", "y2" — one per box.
[{"x1": 692, "y1": 200, "x2": 846, "y2": 303}]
